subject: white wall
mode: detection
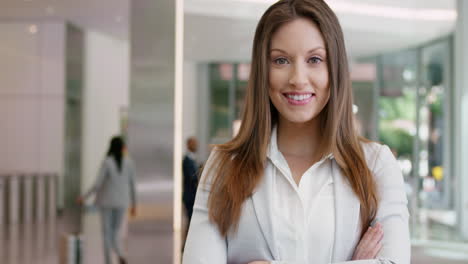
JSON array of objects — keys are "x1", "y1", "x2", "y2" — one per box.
[
  {"x1": 0, "y1": 22, "x2": 65, "y2": 175},
  {"x1": 81, "y1": 30, "x2": 130, "y2": 192},
  {"x1": 0, "y1": 22, "x2": 130, "y2": 210},
  {"x1": 182, "y1": 61, "x2": 198, "y2": 149}
]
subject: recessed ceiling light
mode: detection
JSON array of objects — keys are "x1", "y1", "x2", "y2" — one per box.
[
  {"x1": 46, "y1": 6, "x2": 55, "y2": 15},
  {"x1": 236, "y1": 0, "x2": 457, "y2": 22},
  {"x1": 327, "y1": 0, "x2": 456, "y2": 22},
  {"x1": 29, "y1": 25, "x2": 38, "y2": 34}
]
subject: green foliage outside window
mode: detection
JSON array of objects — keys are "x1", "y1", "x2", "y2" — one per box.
[{"x1": 378, "y1": 89, "x2": 416, "y2": 157}]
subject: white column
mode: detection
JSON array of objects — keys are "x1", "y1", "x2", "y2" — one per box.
[
  {"x1": 81, "y1": 31, "x2": 129, "y2": 202},
  {"x1": 455, "y1": 0, "x2": 468, "y2": 240},
  {"x1": 129, "y1": 0, "x2": 180, "y2": 262}
]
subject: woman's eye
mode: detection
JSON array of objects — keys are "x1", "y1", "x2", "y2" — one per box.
[
  {"x1": 274, "y1": 58, "x2": 289, "y2": 65},
  {"x1": 308, "y1": 57, "x2": 323, "y2": 64}
]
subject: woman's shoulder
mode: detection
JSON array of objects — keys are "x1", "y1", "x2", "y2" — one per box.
[
  {"x1": 198, "y1": 148, "x2": 223, "y2": 187},
  {"x1": 103, "y1": 156, "x2": 134, "y2": 169},
  {"x1": 360, "y1": 141, "x2": 397, "y2": 172},
  {"x1": 360, "y1": 141, "x2": 382, "y2": 159},
  {"x1": 123, "y1": 156, "x2": 135, "y2": 168},
  {"x1": 360, "y1": 141, "x2": 404, "y2": 189}
]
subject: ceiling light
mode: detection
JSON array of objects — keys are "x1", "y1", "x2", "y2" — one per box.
[
  {"x1": 236, "y1": 0, "x2": 457, "y2": 22},
  {"x1": 28, "y1": 25, "x2": 38, "y2": 34},
  {"x1": 327, "y1": 0, "x2": 456, "y2": 22}
]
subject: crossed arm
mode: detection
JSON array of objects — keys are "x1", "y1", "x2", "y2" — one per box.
[
  {"x1": 250, "y1": 221, "x2": 386, "y2": 264},
  {"x1": 251, "y1": 146, "x2": 410, "y2": 264}
]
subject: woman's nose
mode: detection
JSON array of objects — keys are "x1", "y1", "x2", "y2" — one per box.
[{"x1": 289, "y1": 63, "x2": 308, "y2": 89}]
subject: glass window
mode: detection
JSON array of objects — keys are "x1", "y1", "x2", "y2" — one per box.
[
  {"x1": 375, "y1": 37, "x2": 458, "y2": 242},
  {"x1": 209, "y1": 63, "x2": 232, "y2": 141},
  {"x1": 416, "y1": 39, "x2": 459, "y2": 241},
  {"x1": 208, "y1": 62, "x2": 251, "y2": 143},
  {"x1": 378, "y1": 49, "x2": 419, "y2": 238}
]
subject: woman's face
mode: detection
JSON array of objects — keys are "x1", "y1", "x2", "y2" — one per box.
[{"x1": 268, "y1": 18, "x2": 330, "y2": 125}]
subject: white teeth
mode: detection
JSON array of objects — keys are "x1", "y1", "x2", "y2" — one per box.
[{"x1": 287, "y1": 94, "x2": 313, "y2": 101}]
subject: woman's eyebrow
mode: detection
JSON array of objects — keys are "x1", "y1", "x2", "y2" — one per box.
[{"x1": 270, "y1": 47, "x2": 326, "y2": 53}]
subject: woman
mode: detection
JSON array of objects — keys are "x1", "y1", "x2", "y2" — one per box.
[
  {"x1": 78, "y1": 136, "x2": 137, "y2": 264},
  {"x1": 183, "y1": 0, "x2": 410, "y2": 263}
]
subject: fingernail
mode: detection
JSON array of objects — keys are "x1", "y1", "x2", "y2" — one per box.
[{"x1": 370, "y1": 219, "x2": 378, "y2": 227}]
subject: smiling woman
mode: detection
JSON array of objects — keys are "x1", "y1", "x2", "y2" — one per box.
[{"x1": 182, "y1": 0, "x2": 410, "y2": 263}]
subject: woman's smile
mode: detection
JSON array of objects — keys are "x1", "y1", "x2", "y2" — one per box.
[{"x1": 282, "y1": 92, "x2": 316, "y2": 105}]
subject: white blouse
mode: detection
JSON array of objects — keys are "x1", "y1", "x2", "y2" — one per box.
[{"x1": 268, "y1": 128, "x2": 335, "y2": 264}]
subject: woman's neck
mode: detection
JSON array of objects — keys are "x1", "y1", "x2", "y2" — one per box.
[{"x1": 277, "y1": 116, "x2": 322, "y2": 158}]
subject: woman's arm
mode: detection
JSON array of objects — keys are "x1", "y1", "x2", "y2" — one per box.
[
  {"x1": 82, "y1": 159, "x2": 109, "y2": 199},
  {"x1": 333, "y1": 144, "x2": 411, "y2": 264},
  {"x1": 182, "y1": 151, "x2": 228, "y2": 264},
  {"x1": 368, "y1": 145, "x2": 411, "y2": 263},
  {"x1": 331, "y1": 145, "x2": 410, "y2": 264},
  {"x1": 259, "y1": 225, "x2": 388, "y2": 264}
]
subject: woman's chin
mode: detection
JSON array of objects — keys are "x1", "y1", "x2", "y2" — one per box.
[{"x1": 279, "y1": 113, "x2": 318, "y2": 125}]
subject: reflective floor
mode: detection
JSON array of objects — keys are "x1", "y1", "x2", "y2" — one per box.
[
  {"x1": 1, "y1": 210, "x2": 468, "y2": 264},
  {"x1": 0, "y1": 220, "x2": 58, "y2": 264},
  {"x1": 411, "y1": 209, "x2": 465, "y2": 243},
  {"x1": 0, "y1": 206, "x2": 174, "y2": 264}
]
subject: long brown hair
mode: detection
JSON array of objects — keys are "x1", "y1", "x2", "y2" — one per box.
[{"x1": 206, "y1": 0, "x2": 378, "y2": 238}]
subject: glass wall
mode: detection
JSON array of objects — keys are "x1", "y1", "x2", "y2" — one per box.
[
  {"x1": 209, "y1": 63, "x2": 231, "y2": 142},
  {"x1": 376, "y1": 36, "x2": 459, "y2": 242},
  {"x1": 351, "y1": 61, "x2": 379, "y2": 140},
  {"x1": 208, "y1": 63, "x2": 249, "y2": 144},
  {"x1": 417, "y1": 38, "x2": 457, "y2": 241},
  {"x1": 377, "y1": 48, "x2": 420, "y2": 238}
]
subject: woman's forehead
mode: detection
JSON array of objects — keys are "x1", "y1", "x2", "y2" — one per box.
[{"x1": 270, "y1": 18, "x2": 326, "y2": 53}]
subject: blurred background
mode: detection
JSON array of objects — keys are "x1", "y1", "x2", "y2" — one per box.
[{"x1": 1, "y1": 0, "x2": 468, "y2": 263}]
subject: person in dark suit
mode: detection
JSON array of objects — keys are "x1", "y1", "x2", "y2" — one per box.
[{"x1": 183, "y1": 137, "x2": 199, "y2": 223}]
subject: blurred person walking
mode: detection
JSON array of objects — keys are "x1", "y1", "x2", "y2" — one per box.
[{"x1": 77, "y1": 136, "x2": 137, "y2": 264}]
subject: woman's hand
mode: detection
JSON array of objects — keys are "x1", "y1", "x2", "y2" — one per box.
[
  {"x1": 352, "y1": 222, "x2": 384, "y2": 260},
  {"x1": 130, "y1": 206, "x2": 137, "y2": 218},
  {"x1": 76, "y1": 196, "x2": 84, "y2": 206}
]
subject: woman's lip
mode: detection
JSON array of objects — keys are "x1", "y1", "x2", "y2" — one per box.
[
  {"x1": 282, "y1": 93, "x2": 315, "y2": 105},
  {"x1": 282, "y1": 92, "x2": 315, "y2": 95}
]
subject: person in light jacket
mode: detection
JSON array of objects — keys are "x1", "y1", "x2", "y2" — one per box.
[
  {"x1": 182, "y1": 0, "x2": 410, "y2": 263},
  {"x1": 78, "y1": 136, "x2": 137, "y2": 264}
]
